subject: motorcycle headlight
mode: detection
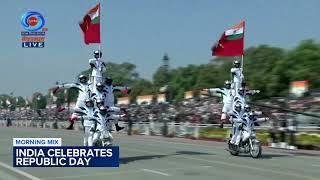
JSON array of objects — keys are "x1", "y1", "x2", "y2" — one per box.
[{"x1": 251, "y1": 132, "x2": 256, "y2": 138}]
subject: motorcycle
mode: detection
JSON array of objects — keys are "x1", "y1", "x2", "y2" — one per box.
[
  {"x1": 228, "y1": 118, "x2": 262, "y2": 158},
  {"x1": 92, "y1": 120, "x2": 114, "y2": 147}
]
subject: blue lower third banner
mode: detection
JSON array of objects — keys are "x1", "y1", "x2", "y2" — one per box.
[{"x1": 13, "y1": 146, "x2": 119, "y2": 167}]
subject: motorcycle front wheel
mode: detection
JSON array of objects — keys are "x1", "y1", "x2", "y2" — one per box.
[
  {"x1": 250, "y1": 141, "x2": 262, "y2": 158},
  {"x1": 94, "y1": 140, "x2": 103, "y2": 147},
  {"x1": 228, "y1": 143, "x2": 239, "y2": 156}
]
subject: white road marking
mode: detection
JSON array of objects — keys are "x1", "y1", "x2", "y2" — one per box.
[
  {"x1": 0, "y1": 161, "x2": 41, "y2": 180},
  {"x1": 201, "y1": 165, "x2": 212, "y2": 168},
  {"x1": 124, "y1": 145, "x2": 319, "y2": 180},
  {"x1": 141, "y1": 168, "x2": 171, "y2": 176},
  {"x1": 122, "y1": 136, "x2": 320, "y2": 160},
  {"x1": 311, "y1": 164, "x2": 320, "y2": 167},
  {"x1": 178, "y1": 155, "x2": 318, "y2": 180},
  {"x1": 0, "y1": 169, "x2": 21, "y2": 180}
]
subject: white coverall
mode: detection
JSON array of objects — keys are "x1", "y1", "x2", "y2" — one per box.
[
  {"x1": 208, "y1": 88, "x2": 234, "y2": 114},
  {"x1": 233, "y1": 90, "x2": 260, "y2": 109},
  {"x1": 228, "y1": 108, "x2": 244, "y2": 145},
  {"x1": 103, "y1": 85, "x2": 128, "y2": 128},
  {"x1": 89, "y1": 58, "x2": 105, "y2": 87},
  {"x1": 105, "y1": 113, "x2": 123, "y2": 144},
  {"x1": 94, "y1": 111, "x2": 122, "y2": 146},
  {"x1": 74, "y1": 106, "x2": 97, "y2": 146},
  {"x1": 230, "y1": 67, "x2": 243, "y2": 94},
  {"x1": 237, "y1": 111, "x2": 268, "y2": 144},
  {"x1": 92, "y1": 111, "x2": 110, "y2": 146},
  {"x1": 103, "y1": 85, "x2": 128, "y2": 107},
  {"x1": 92, "y1": 89, "x2": 107, "y2": 103},
  {"x1": 60, "y1": 83, "x2": 93, "y2": 118}
]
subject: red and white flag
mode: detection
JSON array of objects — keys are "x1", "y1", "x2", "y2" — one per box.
[
  {"x1": 79, "y1": 3, "x2": 101, "y2": 45},
  {"x1": 212, "y1": 21, "x2": 245, "y2": 56}
]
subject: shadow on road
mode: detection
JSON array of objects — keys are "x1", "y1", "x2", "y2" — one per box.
[
  {"x1": 175, "y1": 151, "x2": 215, "y2": 155},
  {"x1": 235, "y1": 153, "x2": 290, "y2": 159},
  {"x1": 120, "y1": 151, "x2": 215, "y2": 164},
  {"x1": 120, "y1": 154, "x2": 168, "y2": 164},
  {"x1": 286, "y1": 151, "x2": 320, "y2": 157},
  {"x1": 259, "y1": 153, "x2": 291, "y2": 159}
]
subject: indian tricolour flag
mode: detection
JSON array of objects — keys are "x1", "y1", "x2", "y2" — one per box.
[
  {"x1": 225, "y1": 21, "x2": 244, "y2": 40},
  {"x1": 79, "y1": 3, "x2": 101, "y2": 45},
  {"x1": 212, "y1": 21, "x2": 245, "y2": 56},
  {"x1": 290, "y1": 80, "x2": 309, "y2": 97}
]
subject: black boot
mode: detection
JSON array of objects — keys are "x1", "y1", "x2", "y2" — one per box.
[
  {"x1": 115, "y1": 123, "x2": 124, "y2": 132},
  {"x1": 66, "y1": 122, "x2": 74, "y2": 130},
  {"x1": 219, "y1": 123, "x2": 224, "y2": 128}
]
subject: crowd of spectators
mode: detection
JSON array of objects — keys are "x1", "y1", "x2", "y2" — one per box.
[
  {"x1": 1, "y1": 95, "x2": 319, "y2": 125},
  {"x1": 0, "y1": 108, "x2": 70, "y2": 121}
]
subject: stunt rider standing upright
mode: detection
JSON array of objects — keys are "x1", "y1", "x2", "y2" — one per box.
[
  {"x1": 103, "y1": 77, "x2": 128, "y2": 131},
  {"x1": 89, "y1": 50, "x2": 105, "y2": 87},
  {"x1": 73, "y1": 99, "x2": 96, "y2": 146},
  {"x1": 230, "y1": 60, "x2": 244, "y2": 95}
]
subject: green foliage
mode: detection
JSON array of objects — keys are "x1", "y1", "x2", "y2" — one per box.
[
  {"x1": 71, "y1": 39, "x2": 320, "y2": 102},
  {"x1": 297, "y1": 133, "x2": 320, "y2": 145},
  {"x1": 16, "y1": 96, "x2": 26, "y2": 107},
  {"x1": 244, "y1": 45, "x2": 286, "y2": 98},
  {"x1": 153, "y1": 65, "x2": 171, "y2": 88},
  {"x1": 129, "y1": 79, "x2": 156, "y2": 103},
  {"x1": 31, "y1": 92, "x2": 47, "y2": 110},
  {"x1": 66, "y1": 88, "x2": 79, "y2": 103}
]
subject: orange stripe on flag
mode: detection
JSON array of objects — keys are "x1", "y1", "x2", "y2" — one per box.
[
  {"x1": 87, "y1": 3, "x2": 99, "y2": 15},
  {"x1": 292, "y1": 81, "x2": 308, "y2": 88},
  {"x1": 230, "y1": 21, "x2": 245, "y2": 30}
]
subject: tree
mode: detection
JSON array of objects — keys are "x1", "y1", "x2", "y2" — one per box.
[
  {"x1": 153, "y1": 66, "x2": 171, "y2": 88},
  {"x1": 129, "y1": 79, "x2": 156, "y2": 103},
  {"x1": 16, "y1": 96, "x2": 26, "y2": 107},
  {"x1": 31, "y1": 92, "x2": 47, "y2": 110},
  {"x1": 72, "y1": 39, "x2": 320, "y2": 102},
  {"x1": 80, "y1": 62, "x2": 139, "y2": 87},
  {"x1": 243, "y1": 45, "x2": 286, "y2": 98}
]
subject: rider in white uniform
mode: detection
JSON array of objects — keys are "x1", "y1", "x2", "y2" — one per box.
[
  {"x1": 103, "y1": 77, "x2": 128, "y2": 131},
  {"x1": 73, "y1": 99, "x2": 96, "y2": 146},
  {"x1": 228, "y1": 103, "x2": 244, "y2": 146},
  {"x1": 92, "y1": 106, "x2": 109, "y2": 146},
  {"x1": 57, "y1": 75, "x2": 92, "y2": 128},
  {"x1": 207, "y1": 80, "x2": 234, "y2": 126},
  {"x1": 92, "y1": 82, "x2": 107, "y2": 102},
  {"x1": 233, "y1": 87, "x2": 260, "y2": 109},
  {"x1": 89, "y1": 50, "x2": 105, "y2": 87},
  {"x1": 230, "y1": 60, "x2": 244, "y2": 95}
]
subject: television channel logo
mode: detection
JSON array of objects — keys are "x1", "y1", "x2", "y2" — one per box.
[{"x1": 20, "y1": 11, "x2": 48, "y2": 48}]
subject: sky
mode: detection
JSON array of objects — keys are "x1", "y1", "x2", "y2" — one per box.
[{"x1": 0, "y1": 0, "x2": 319, "y2": 96}]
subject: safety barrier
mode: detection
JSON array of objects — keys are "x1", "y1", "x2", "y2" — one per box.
[{"x1": 1, "y1": 120, "x2": 319, "y2": 139}]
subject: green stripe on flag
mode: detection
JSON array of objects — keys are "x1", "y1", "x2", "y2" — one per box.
[
  {"x1": 226, "y1": 34, "x2": 243, "y2": 40},
  {"x1": 91, "y1": 17, "x2": 99, "y2": 24}
]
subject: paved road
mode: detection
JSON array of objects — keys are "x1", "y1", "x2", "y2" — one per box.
[{"x1": 0, "y1": 127, "x2": 319, "y2": 180}]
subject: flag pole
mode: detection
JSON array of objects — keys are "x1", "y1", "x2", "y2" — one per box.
[
  {"x1": 241, "y1": 55, "x2": 244, "y2": 73},
  {"x1": 241, "y1": 21, "x2": 245, "y2": 85},
  {"x1": 98, "y1": 1, "x2": 101, "y2": 55},
  {"x1": 241, "y1": 54, "x2": 244, "y2": 89}
]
